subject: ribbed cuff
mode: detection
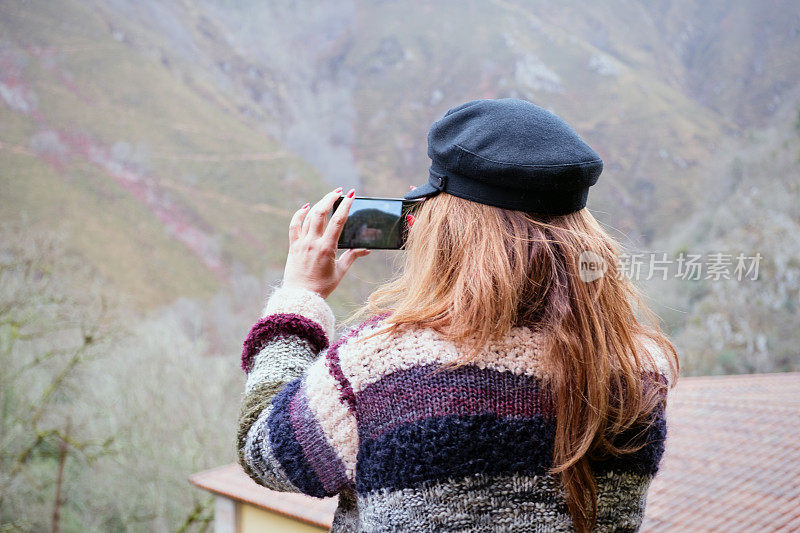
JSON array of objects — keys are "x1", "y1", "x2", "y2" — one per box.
[
  {"x1": 261, "y1": 286, "x2": 336, "y2": 341},
  {"x1": 241, "y1": 314, "x2": 329, "y2": 372}
]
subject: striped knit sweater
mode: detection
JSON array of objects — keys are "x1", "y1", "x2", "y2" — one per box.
[{"x1": 237, "y1": 286, "x2": 672, "y2": 532}]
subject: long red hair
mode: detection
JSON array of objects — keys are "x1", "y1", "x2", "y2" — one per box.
[{"x1": 356, "y1": 192, "x2": 678, "y2": 532}]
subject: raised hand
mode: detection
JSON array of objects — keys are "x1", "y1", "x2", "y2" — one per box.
[{"x1": 282, "y1": 187, "x2": 371, "y2": 299}]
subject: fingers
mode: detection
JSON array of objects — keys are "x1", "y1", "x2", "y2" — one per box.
[
  {"x1": 323, "y1": 188, "x2": 355, "y2": 246},
  {"x1": 289, "y1": 203, "x2": 311, "y2": 243},
  {"x1": 336, "y1": 248, "x2": 371, "y2": 275},
  {"x1": 304, "y1": 187, "x2": 343, "y2": 238}
]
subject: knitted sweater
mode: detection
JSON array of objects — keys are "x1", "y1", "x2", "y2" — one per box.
[{"x1": 237, "y1": 286, "x2": 672, "y2": 532}]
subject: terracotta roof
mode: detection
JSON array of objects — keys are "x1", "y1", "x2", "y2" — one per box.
[
  {"x1": 190, "y1": 372, "x2": 800, "y2": 531},
  {"x1": 642, "y1": 371, "x2": 800, "y2": 532},
  {"x1": 188, "y1": 464, "x2": 337, "y2": 529}
]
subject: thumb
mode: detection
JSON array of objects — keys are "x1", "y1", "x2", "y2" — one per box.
[{"x1": 336, "y1": 248, "x2": 371, "y2": 275}]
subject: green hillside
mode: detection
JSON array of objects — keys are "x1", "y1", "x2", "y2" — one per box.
[
  {"x1": 0, "y1": 0, "x2": 331, "y2": 308},
  {"x1": 1, "y1": 0, "x2": 799, "y2": 338}
]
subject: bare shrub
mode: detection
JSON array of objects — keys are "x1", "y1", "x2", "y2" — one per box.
[{"x1": 0, "y1": 224, "x2": 255, "y2": 532}]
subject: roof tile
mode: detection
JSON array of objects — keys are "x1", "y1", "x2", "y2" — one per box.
[{"x1": 642, "y1": 371, "x2": 800, "y2": 532}]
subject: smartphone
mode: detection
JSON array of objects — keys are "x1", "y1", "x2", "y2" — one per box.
[{"x1": 330, "y1": 196, "x2": 420, "y2": 250}]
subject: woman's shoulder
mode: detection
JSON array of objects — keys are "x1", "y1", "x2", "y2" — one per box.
[
  {"x1": 332, "y1": 319, "x2": 553, "y2": 394},
  {"x1": 634, "y1": 334, "x2": 678, "y2": 387}
]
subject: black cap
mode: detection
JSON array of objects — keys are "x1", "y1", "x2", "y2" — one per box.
[{"x1": 405, "y1": 98, "x2": 603, "y2": 215}]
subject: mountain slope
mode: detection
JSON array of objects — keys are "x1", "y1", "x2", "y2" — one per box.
[
  {"x1": 0, "y1": 0, "x2": 332, "y2": 308},
  {"x1": 2, "y1": 0, "x2": 799, "y2": 331},
  {"x1": 649, "y1": 89, "x2": 800, "y2": 374}
]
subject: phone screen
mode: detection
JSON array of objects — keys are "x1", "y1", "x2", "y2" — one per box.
[{"x1": 331, "y1": 197, "x2": 415, "y2": 249}]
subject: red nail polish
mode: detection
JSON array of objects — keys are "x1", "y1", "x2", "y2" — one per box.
[
  {"x1": 406, "y1": 214, "x2": 415, "y2": 228},
  {"x1": 334, "y1": 187, "x2": 343, "y2": 193},
  {"x1": 301, "y1": 202, "x2": 310, "y2": 209},
  {"x1": 347, "y1": 189, "x2": 356, "y2": 198}
]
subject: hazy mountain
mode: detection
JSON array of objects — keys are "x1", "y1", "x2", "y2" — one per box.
[{"x1": 1, "y1": 0, "x2": 798, "y2": 370}]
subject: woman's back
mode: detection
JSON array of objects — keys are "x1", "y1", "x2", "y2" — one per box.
[
  {"x1": 333, "y1": 319, "x2": 670, "y2": 532},
  {"x1": 236, "y1": 99, "x2": 678, "y2": 532},
  {"x1": 238, "y1": 289, "x2": 671, "y2": 532}
]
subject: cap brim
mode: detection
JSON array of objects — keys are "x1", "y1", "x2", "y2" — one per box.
[{"x1": 403, "y1": 181, "x2": 441, "y2": 200}]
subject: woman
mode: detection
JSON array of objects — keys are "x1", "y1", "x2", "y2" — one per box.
[{"x1": 237, "y1": 99, "x2": 678, "y2": 532}]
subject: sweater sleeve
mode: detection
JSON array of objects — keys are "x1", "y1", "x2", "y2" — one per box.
[{"x1": 236, "y1": 286, "x2": 358, "y2": 498}]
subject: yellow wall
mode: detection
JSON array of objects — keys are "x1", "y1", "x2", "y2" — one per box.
[{"x1": 239, "y1": 503, "x2": 328, "y2": 533}]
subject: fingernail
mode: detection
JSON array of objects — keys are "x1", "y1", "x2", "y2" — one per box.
[
  {"x1": 410, "y1": 185, "x2": 417, "y2": 190},
  {"x1": 347, "y1": 189, "x2": 356, "y2": 198},
  {"x1": 334, "y1": 187, "x2": 343, "y2": 193},
  {"x1": 406, "y1": 214, "x2": 415, "y2": 228},
  {"x1": 301, "y1": 202, "x2": 310, "y2": 209}
]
